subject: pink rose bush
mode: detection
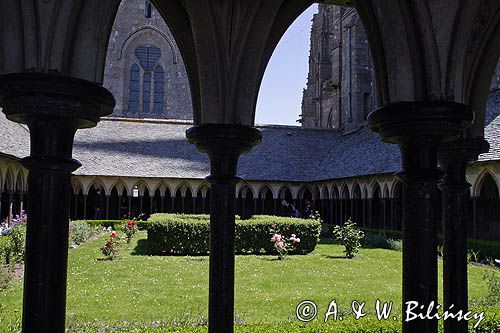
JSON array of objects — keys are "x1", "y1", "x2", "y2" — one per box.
[{"x1": 270, "y1": 230, "x2": 300, "y2": 260}]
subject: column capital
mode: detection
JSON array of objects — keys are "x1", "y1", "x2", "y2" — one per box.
[
  {"x1": 438, "y1": 138, "x2": 489, "y2": 191},
  {"x1": 438, "y1": 138, "x2": 489, "y2": 164},
  {"x1": 186, "y1": 124, "x2": 262, "y2": 182},
  {"x1": 0, "y1": 73, "x2": 115, "y2": 128},
  {"x1": 0, "y1": 73, "x2": 115, "y2": 172},
  {"x1": 367, "y1": 101, "x2": 474, "y2": 144}
]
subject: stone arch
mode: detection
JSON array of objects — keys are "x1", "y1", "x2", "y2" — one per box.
[
  {"x1": 119, "y1": 26, "x2": 178, "y2": 63},
  {"x1": 195, "y1": 183, "x2": 210, "y2": 214},
  {"x1": 331, "y1": 185, "x2": 340, "y2": 199},
  {"x1": 383, "y1": 184, "x2": 390, "y2": 199},
  {"x1": 3, "y1": 166, "x2": 16, "y2": 191},
  {"x1": 371, "y1": 182, "x2": 383, "y2": 229},
  {"x1": 237, "y1": 184, "x2": 255, "y2": 219},
  {"x1": 475, "y1": 171, "x2": 500, "y2": 240},
  {"x1": 86, "y1": 178, "x2": 107, "y2": 196},
  {"x1": 473, "y1": 169, "x2": 500, "y2": 197},
  {"x1": 257, "y1": 185, "x2": 275, "y2": 216},
  {"x1": 71, "y1": 178, "x2": 84, "y2": 195},
  {"x1": 257, "y1": 184, "x2": 276, "y2": 199},
  {"x1": 173, "y1": 182, "x2": 194, "y2": 198}
]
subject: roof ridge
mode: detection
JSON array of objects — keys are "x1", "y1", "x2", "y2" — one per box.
[{"x1": 101, "y1": 116, "x2": 193, "y2": 125}]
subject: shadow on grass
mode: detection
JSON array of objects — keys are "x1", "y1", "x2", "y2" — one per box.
[
  {"x1": 131, "y1": 239, "x2": 150, "y2": 256},
  {"x1": 323, "y1": 255, "x2": 349, "y2": 259},
  {"x1": 319, "y1": 237, "x2": 337, "y2": 245}
]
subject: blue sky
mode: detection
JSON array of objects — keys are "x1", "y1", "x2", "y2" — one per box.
[{"x1": 255, "y1": 4, "x2": 317, "y2": 126}]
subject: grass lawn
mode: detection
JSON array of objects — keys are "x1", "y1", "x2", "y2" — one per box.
[{"x1": 0, "y1": 232, "x2": 498, "y2": 332}]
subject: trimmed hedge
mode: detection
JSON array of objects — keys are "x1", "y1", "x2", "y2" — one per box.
[{"x1": 146, "y1": 214, "x2": 321, "y2": 256}]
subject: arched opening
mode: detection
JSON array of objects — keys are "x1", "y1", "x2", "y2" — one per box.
[
  {"x1": 195, "y1": 185, "x2": 210, "y2": 214},
  {"x1": 392, "y1": 182, "x2": 403, "y2": 230},
  {"x1": 163, "y1": 187, "x2": 172, "y2": 213},
  {"x1": 86, "y1": 183, "x2": 106, "y2": 220},
  {"x1": 476, "y1": 173, "x2": 500, "y2": 240},
  {"x1": 352, "y1": 184, "x2": 362, "y2": 226},
  {"x1": 371, "y1": 184, "x2": 382, "y2": 229},
  {"x1": 299, "y1": 187, "x2": 313, "y2": 217},
  {"x1": 258, "y1": 187, "x2": 274, "y2": 216},
  {"x1": 278, "y1": 186, "x2": 294, "y2": 217},
  {"x1": 340, "y1": 185, "x2": 350, "y2": 223},
  {"x1": 331, "y1": 186, "x2": 340, "y2": 225},
  {"x1": 184, "y1": 187, "x2": 194, "y2": 214},
  {"x1": 238, "y1": 186, "x2": 254, "y2": 220},
  {"x1": 320, "y1": 187, "x2": 330, "y2": 223},
  {"x1": 152, "y1": 187, "x2": 162, "y2": 214},
  {"x1": 174, "y1": 188, "x2": 183, "y2": 213}
]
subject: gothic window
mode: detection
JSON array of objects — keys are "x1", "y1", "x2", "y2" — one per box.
[
  {"x1": 129, "y1": 64, "x2": 140, "y2": 114},
  {"x1": 128, "y1": 45, "x2": 164, "y2": 114},
  {"x1": 145, "y1": 1, "x2": 152, "y2": 19},
  {"x1": 143, "y1": 72, "x2": 151, "y2": 113},
  {"x1": 154, "y1": 66, "x2": 164, "y2": 113}
]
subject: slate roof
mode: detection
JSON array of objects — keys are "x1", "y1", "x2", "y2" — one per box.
[
  {"x1": 0, "y1": 90, "x2": 498, "y2": 182},
  {"x1": 478, "y1": 89, "x2": 500, "y2": 163}
]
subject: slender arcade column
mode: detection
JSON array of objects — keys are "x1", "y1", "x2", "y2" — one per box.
[
  {"x1": 0, "y1": 73, "x2": 114, "y2": 333},
  {"x1": 368, "y1": 102, "x2": 473, "y2": 333},
  {"x1": 187, "y1": 124, "x2": 261, "y2": 333},
  {"x1": 438, "y1": 138, "x2": 488, "y2": 333}
]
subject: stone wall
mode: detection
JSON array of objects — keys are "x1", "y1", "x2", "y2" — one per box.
[{"x1": 103, "y1": 0, "x2": 192, "y2": 120}]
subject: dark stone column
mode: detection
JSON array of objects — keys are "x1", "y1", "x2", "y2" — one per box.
[
  {"x1": 0, "y1": 73, "x2": 114, "y2": 333},
  {"x1": 187, "y1": 124, "x2": 261, "y2": 333},
  {"x1": 128, "y1": 195, "x2": 132, "y2": 218},
  {"x1": 105, "y1": 195, "x2": 110, "y2": 220},
  {"x1": 7, "y1": 191, "x2": 13, "y2": 226},
  {"x1": 438, "y1": 138, "x2": 488, "y2": 333},
  {"x1": 83, "y1": 195, "x2": 88, "y2": 220},
  {"x1": 368, "y1": 101, "x2": 473, "y2": 333}
]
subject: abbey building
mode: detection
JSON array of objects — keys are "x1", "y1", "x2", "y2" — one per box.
[{"x1": 0, "y1": 1, "x2": 498, "y2": 241}]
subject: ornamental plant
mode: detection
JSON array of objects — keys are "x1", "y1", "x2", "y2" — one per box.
[
  {"x1": 332, "y1": 219, "x2": 364, "y2": 259},
  {"x1": 122, "y1": 220, "x2": 138, "y2": 244},
  {"x1": 270, "y1": 226, "x2": 301, "y2": 260},
  {"x1": 100, "y1": 231, "x2": 119, "y2": 260}
]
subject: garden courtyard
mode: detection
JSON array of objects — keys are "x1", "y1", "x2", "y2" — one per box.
[{"x1": 0, "y1": 227, "x2": 498, "y2": 333}]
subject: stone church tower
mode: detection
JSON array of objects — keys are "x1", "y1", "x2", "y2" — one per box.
[
  {"x1": 300, "y1": 5, "x2": 376, "y2": 132},
  {"x1": 103, "y1": 0, "x2": 193, "y2": 120},
  {"x1": 301, "y1": 5, "x2": 500, "y2": 132}
]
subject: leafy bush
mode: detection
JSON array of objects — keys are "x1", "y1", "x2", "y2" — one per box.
[
  {"x1": 483, "y1": 270, "x2": 500, "y2": 305},
  {"x1": 69, "y1": 221, "x2": 97, "y2": 245},
  {"x1": 0, "y1": 263, "x2": 13, "y2": 291},
  {"x1": 362, "y1": 232, "x2": 391, "y2": 249},
  {"x1": 79, "y1": 220, "x2": 150, "y2": 231},
  {"x1": 387, "y1": 238, "x2": 402, "y2": 251},
  {"x1": 146, "y1": 214, "x2": 321, "y2": 256},
  {"x1": 1, "y1": 225, "x2": 26, "y2": 265},
  {"x1": 332, "y1": 220, "x2": 364, "y2": 258}
]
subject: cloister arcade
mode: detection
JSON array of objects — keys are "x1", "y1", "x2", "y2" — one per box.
[
  {"x1": 1, "y1": 155, "x2": 498, "y2": 241},
  {"x1": 0, "y1": 1, "x2": 499, "y2": 332}
]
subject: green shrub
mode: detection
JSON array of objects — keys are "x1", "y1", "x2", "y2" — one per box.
[
  {"x1": 332, "y1": 220, "x2": 364, "y2": 258},
  {"x1": 387, "y1": 238, "x2": 402, "y2": 251},
  {"x1": 362, "y1": 232, "x2": 391, "y2": 249},
  {"x1": 361, "y1": 228, "x2": 402, "y2": 240},
  {"x1": 146, "y1": 214, "x2": 321, "y2": 256},
  {"x1": 1, "y1": 225, "x2": 26, "y2": 265},
  {"x1": 74, "y1": 220, "x2": 150, "y2": 231},
  {"x1": 69, "y1": 221, "x2": 97, "y2": 245},
  {"x1": 467, "y1": 238, "x2": 500, "y2": 262},
  {"x1": 483, "y1": 270, "x2": 500, "y2": 305}
]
